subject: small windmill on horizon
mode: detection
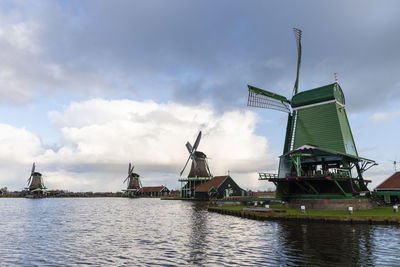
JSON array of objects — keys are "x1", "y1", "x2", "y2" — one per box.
[
  {"x1": 123, "y1": 163, "x2": 142, "y2": 197},
  {"x1": 26, "y1": 162, "x2": 46, "y2": 196}
]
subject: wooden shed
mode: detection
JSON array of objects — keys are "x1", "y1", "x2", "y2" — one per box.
[
  {"x1": 374, "y1": 172, "x2": 400, "y2": 204},
  {"x1": 194, "y1": 175, "x2": 245, "y2": 199}
]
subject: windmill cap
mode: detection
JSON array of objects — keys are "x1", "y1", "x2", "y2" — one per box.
[
  {"x1": 194, "y1": 151, "x2": 207, "y2": 158},
  {"x1": 291, "y1": 83, "x2": 345, "y2": 108}
]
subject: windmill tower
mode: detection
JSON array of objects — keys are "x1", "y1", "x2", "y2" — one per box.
[
  {"x1": 178, "y1": 131, "x2": 212, "y2": 198},
  {"x1": 123, "y1": 163, "x2": 142, "y2": 197},
  {"x1": 26, "y1": 162, "x2": 46, "y2": 194},
  {"x1": 247, "y1": 29, "x2": 377, "y2": 204}
]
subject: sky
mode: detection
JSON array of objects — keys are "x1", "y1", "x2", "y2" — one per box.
[{"x1": 0, "y1": 0, "x2": 399, "y2": 192}]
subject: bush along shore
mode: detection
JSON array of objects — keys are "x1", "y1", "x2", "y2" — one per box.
[{"x1": 208, "y1": 203, "x2": 400, "y2": 225}]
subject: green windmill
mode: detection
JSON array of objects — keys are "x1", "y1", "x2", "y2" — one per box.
[{"x1": 247, "y1": 29, "x2": 377, "y2": 204}]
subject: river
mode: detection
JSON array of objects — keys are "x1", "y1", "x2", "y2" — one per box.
[{"x1": 0, "y1": 198, "x2": 399, "y2": 266}]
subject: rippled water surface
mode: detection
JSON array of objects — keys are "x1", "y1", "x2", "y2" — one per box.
[{"x1": 0, "y1": 198, "x2": 399, "y2": 266}]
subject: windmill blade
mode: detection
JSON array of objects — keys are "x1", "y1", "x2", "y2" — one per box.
[
  {"x1": 27, "y1": 175, "x2": 32, "y2": 185},
  {"x1": 128, "y1": 163, "x2": 132, "y2": 175},
  {"x1": 31, "y1": 162, "x2": 35, "y2": 175},
  {"x1": 247, "y1": 85, "x2": 291, "y2": 113},
  {"x1": 180, "y1": 155, "x2": 191, "y2": 176},
  {"x1": 123, "y1": 176, "x2": 130, "y2": 183},
  {"x1": 191, "y1": 159, "x2": 197, "y2": 171},
  {"x1": 185, "y1": 142, "x2": 193, "y2": 154},
  {"x1": 192, "y1": 131, "x2": 202, "y2": 151},
  {"x1": 292, "y1": 28, "x2": 302, "y2": 96},
  {"x1": 40, "y1": 176, "x2": 45, "y2": 189}
]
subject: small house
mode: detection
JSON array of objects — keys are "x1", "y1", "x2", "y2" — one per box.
[
  {"x1": 194, "y1": 175, "x2": 245, "y2": 199},
  {"x1": 136, "y1": 186, "x2": 170, "y2": 197},
  {"x1": 374, "y1": 172, "x2": 400, "y2": 204}
]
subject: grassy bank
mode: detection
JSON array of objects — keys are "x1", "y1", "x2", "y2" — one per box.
[{"x1": 208, "y1": 204, "x2": 400, "y2": 224}]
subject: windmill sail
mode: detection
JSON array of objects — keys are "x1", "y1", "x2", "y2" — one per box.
[
  {"x1": 247, "y1": 85, "x2": 291, "y2": 113},
  {"x1": 192, "y1": 131, "x2": 202, "y2": 151},
  {"x1": 293, "y1": 28, "x2": 302, "y2": 95}
]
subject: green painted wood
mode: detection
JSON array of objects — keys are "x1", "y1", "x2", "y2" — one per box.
[
  {"x1": 334, "y1": 180, "x2": 347, "y2": 196},
  {"x1": 304, "y1": 181, "x2": 319, "y2": 194},
  {"x1": 291, "y1": 83, "x2": 345, "y2": 107},
  {"x1": 374, "y1": 191, "x2": 400, "y2": 196},
  {"x1": 293, "y1": 102, "x2": 358, "y2": 156}
]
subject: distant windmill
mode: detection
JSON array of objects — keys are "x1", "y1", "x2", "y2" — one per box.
[
  {"x1": 179, "y1": 131, "x2": 212, "y2": 198},
  {"x1": 26, "y1": 162, "x2": 46, "y2": 192},
  {"x1": 388, "y1": 159, "x2": 400, "y2": 172},
  {"x1": 180, "y1": 131, "x2": 212, "y2": 178},
  {"x1": 123, "y1": 163, "x2": 141, "y2": 194}
]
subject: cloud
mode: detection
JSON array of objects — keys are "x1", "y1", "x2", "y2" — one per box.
[
  {"x1": 370, "y1": 109, "x2": 400, "y2": 123},
  {"x1": 1, "y1": 1, "x2": 400, "y2": 112},
  {"x1": 262, "y1": 57, "x2": 286, "y2": 69},
  {"x1": 47, "y1": 99, "x2": 275, "y2": 184},
  {"x1": 0, "y1": 124, "x2": 43, "y2": 163},
  {"x1": 0, "y1": 124, "x2": 45, "y2": 189},
  {"x1": 0, "y1": 99, "x2": 276, "y2": 191},
  {"x1": 0, "y1": 4, "x2": 110, "y2": 105}
]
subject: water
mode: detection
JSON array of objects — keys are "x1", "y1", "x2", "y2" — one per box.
[{"x1": 0, "y1": 198, "x2": 399, "y2": 266}]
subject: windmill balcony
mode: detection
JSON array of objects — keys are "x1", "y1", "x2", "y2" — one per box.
[{"x1": 280, "y1": 167, "x2": 351, "y2": 179}]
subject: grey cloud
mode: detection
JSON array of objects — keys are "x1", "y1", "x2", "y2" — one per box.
[{"x1": 1, "y1": 0, "x2": 400, "y2": 111}]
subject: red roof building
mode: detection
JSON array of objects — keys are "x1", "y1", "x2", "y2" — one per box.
[
  {"x1": 195, "y1": 176, "x2": 227, "y2": 192},
  {"x1": 374, "y1": 172, "x2": 400, "y2": 204},
  {"x1": 194, "y1": 175, "x2": 245, "y2": 199},
  {"x1": 137, "y1": 186, "x2": 170, "y2": 197}
]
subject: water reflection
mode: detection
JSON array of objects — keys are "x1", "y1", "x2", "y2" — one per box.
[
  {"x1": 275, "y1": 222, "x2": 376, "y2": 266},
  {"x1": 0, "y1": 198, "x2": 399, "y2": 266},
  {"x1": 187, "y1": 202, "x2": 209, "y2": 265}
]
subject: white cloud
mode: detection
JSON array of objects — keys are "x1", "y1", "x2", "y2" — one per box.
[
  {"x1": 0, "y1": 99, "x2": 276, "y2": 191},
  {"x1": 47, "y1": 99, "x2": 273, "y2": 170},
  {"x1": 0, "y1": 124, "x2": 43, "y2": 163},
  {"x1": 370, "y1": 109, "x2": 400, "y2": 123},
  {"x1": 0, "y1": 124, "x2": 46, "y2": 190}
]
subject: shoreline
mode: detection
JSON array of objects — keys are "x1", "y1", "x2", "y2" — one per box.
[
  {"x1": 0, "y1": 195, "x2": 165, "y2": 198},
  {"x1": 208, "y1": 206, "x2": 400, "y2": 225}
]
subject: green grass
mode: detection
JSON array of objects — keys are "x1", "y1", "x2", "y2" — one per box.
[{"x1": 217, "y1": 204, "x2": 400, "y2": 217}]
